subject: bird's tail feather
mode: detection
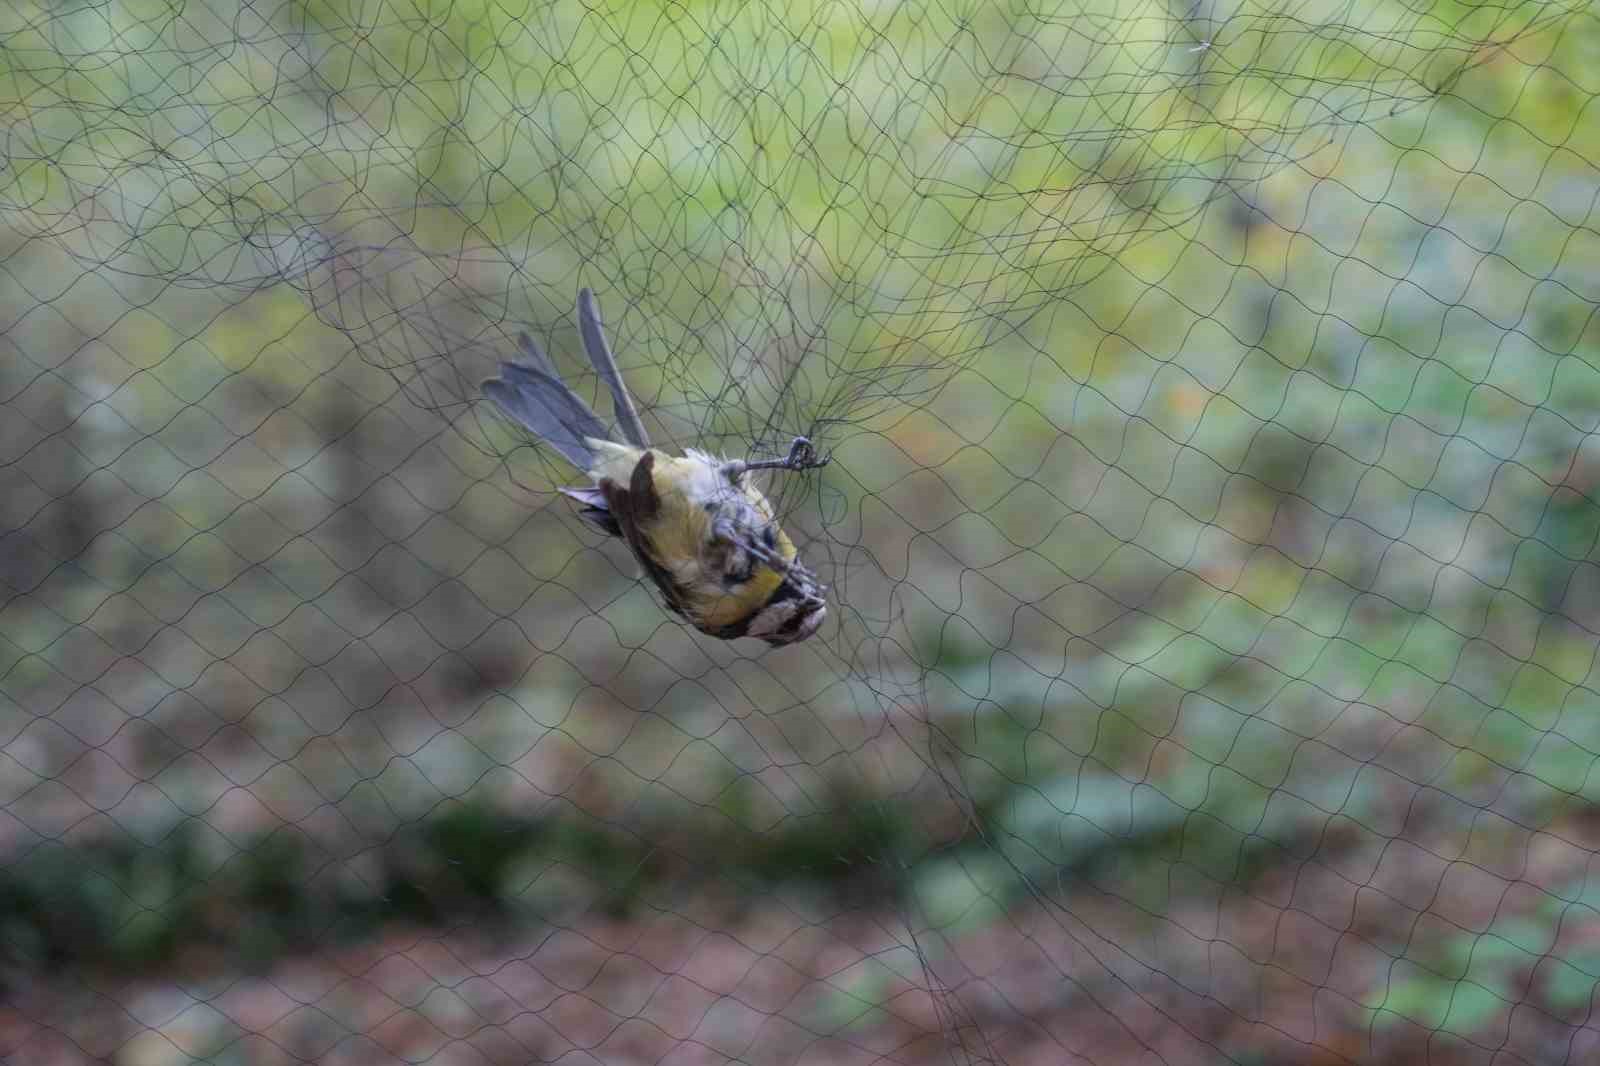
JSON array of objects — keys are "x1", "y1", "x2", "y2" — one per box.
[
  {"x1": 481, "y1": 288, "x2": 651, "y2": 469},
  {"x1": 481, "y1": 329, "x2": 610, "y2": 470}
]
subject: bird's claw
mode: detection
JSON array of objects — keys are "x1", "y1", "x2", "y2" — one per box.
[
  {"x1": 784, "y1": 436, "x2": 829, "y2": 470},
  {"x1": 723, "y1": 436, "x2": 830, "y2": 479}
]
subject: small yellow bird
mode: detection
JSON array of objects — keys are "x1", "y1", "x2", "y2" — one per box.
[{"x1": 482, "y1": 289, "x2": 828, "y2": 645}]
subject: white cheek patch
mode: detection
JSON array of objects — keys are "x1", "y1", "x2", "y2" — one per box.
[
  {"x1": 747, "y1": 600, "x2": 826, "y2": 643},
  {"x1": 745, "y1": 600, "x2": 800, "y2": 639},
  {"x1": 787, "y1": 605, "x2": 825, "y2": 643}
]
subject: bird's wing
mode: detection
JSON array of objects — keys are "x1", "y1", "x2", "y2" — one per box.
[
  {"x1": 576, "y1": 288, "x2": 651, "y2": 450},
  {"x1": 481, "y1": 340, "x2": 610, "y2": 469}
]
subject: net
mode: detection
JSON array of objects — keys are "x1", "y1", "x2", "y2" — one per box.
[{"x1": 2, "y1": 0, "x2": 1599, "y2": 1063}]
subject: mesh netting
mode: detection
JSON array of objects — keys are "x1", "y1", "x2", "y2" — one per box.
[{"x1": 3, "y1": 0, "x2": 1600, "y2": 1063}]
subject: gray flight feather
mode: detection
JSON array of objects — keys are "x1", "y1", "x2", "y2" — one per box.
[
  {"x1": 576, "y1": 288, "x2": 650, "y2": 449},
  {"x1": 481, "y1": 290, "x2": 652, "y2": 540},
  {"x1": 515, "y1": 330, "x2": 559, "y2": 376},
  {"x1": 481, "y1": 330, "x2": 610, "y2": 470},
  {"x1": 559, "y1": 485, "x2": 621, "y2": 536}
]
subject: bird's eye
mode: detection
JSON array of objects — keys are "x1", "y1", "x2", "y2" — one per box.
[{"x1": 761, "y1": 526, "x2": 778, "y2": 550}]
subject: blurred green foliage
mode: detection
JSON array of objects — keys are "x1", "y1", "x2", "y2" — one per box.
[
  {"x1": 3, "y1": 0, "x2": 1600, "y2": 1061},
  {"x1": 0, "y1": 786, "x2": 910, "y2": 980}
]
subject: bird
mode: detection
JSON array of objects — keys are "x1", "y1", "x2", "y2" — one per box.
[{"x1": 481, "y1": 288, "x2": 829, "y2": 646}]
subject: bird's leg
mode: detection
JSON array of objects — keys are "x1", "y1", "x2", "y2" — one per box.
[
  {"x1": 721, "y1": 437, "x2": 830, "y2": 480},
  {"x1": 711, "y1": 515, "x2": 826, "y2": 601}
]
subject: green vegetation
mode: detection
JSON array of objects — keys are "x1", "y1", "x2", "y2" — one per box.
[
  {"x1": 0, "y1": 787, "x2": 912, "y2": 978},
  {"x1": 2, "y1": 0, "x2": 1600, "y2": 1061}
]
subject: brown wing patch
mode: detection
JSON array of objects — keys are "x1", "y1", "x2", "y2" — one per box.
[
  {"x1": 628, "y1": 450, "x2": 662, "y2": 519},
  {"x1": 600, "y1": 452, "x2": 688, "y2": 615},
  {"x1": 600, "y1": 452, "x2": 657, "y2": 557}
]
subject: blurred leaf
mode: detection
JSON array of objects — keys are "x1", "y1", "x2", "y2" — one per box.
[
  {"x1": 1544, "y1": 958, "x2": 1598, "y2": 1012},
  {"x1": 911, "y1": 853, "x2": 1012, "y2": 935},
  {"x1": 1440, "y1": 980, "x2": 1507, "y2": 1035}
]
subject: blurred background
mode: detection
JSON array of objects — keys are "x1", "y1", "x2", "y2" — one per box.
[{"x1": 2, "y1": 0, "x2": 1600, "y2": 1063}]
